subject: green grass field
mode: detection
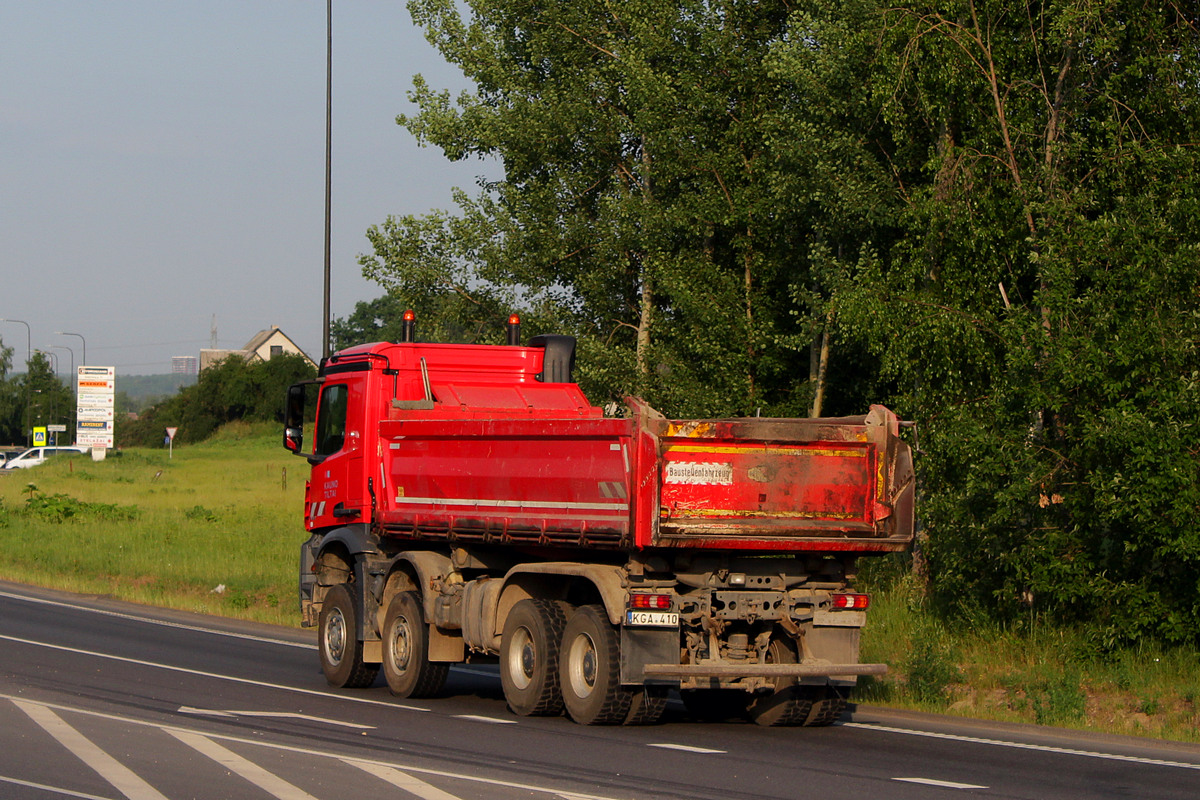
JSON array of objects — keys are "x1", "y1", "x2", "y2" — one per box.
[
  {"x1": 0, "y1": 422, "x2": 301, "y2": 625},
  {"x1": 1, "y1": 423, "x2": 1196, "y2": 741}
]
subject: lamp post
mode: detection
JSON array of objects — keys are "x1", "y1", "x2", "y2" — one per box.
[
  {"x1": 1, "y1": 319, "x2": 32, "y2": 447},
  {"x1": 35, "y1": 349, "x2": 58, "y2": 377},
  {"x1": 322, "y1": 0, "x2": 333, "y2": 360},
  {"x1": 48, "y1": 345, "x2": 76, "y2": 444},
  {"x1": 55, "y1": 331, "x2": 86, "y2": 368},
  {"x1": 48, "y1": 345, "x2": 74, "y2": 378}
]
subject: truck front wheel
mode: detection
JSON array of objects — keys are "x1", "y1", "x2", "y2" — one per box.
[
  {"x1": 318, "y1": 584, "x2": 379, "y2": 689},
  {"x1": 382, "y1": 591, "x2": 448, "y2": 698},
  {"x1": 560, "y1": 604, "x2": 633, "y2": 725},
  {"x1": 500, "y1": 599, "x2": 569, "y2": 716}
]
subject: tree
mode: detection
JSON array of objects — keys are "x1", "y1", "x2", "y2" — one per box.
[
  {"x1": 770, "y1": 0, "x2": 1200, "y2": 644},
  {"x1": 364, "y1": 0, "x2": 846, "y2": 416},
  {"x1": 120, "y1": 354, "x2": 316, "y2": 447},
  {"x1": 20, "y1": 352, "x2": 73, "y2": 442},
  {"x1": 0, "y1": 337, "x2": 19, "y2": 444}
]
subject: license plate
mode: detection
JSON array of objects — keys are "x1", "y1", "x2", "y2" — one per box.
[{"x1": 625, "y1": 611, "x2": 679, "y2": 627}]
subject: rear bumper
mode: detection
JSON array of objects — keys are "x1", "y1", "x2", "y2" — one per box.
[{"x1": 642, "y1": 662, "x2": 887, "y2": 679}]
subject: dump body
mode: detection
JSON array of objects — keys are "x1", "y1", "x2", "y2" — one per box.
[
  {"x1": 287, "y1": 334, "x2": 914, "y2": 726},
  {"x1": 301, "y1": 340, "x2": 913, "y2": 553}
]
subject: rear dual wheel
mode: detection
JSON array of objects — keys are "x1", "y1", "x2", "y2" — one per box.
[
  {"x1": 560, "y1": 604, "x2": 636, "y2": 725},
  {"x1": 500, "y1": 599, "x2": 570, "y2": 716},
  {"x1": 744, "y1": 638, "x2": 847, "y2": 727}
]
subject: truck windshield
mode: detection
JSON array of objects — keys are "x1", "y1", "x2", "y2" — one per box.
[{"x1": 314, "y1": 384, "x2": 348, "y2": 456}]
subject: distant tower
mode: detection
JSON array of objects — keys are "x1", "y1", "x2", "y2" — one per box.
[{"x1": 210, "y1": 315, "x2": 218, "y2": 349}]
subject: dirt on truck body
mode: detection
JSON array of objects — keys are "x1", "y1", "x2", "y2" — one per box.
[{"x1": 284, "y1": 315, "x2": 914, "y2": 726}]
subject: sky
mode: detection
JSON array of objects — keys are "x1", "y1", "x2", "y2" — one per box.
[{"x1": 2, "y1": 1, "x2": 487, "y2": 375}]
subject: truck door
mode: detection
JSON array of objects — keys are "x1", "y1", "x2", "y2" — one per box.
[{"x1": 309, "y1": 377, "x2": 367, "y2": 527}]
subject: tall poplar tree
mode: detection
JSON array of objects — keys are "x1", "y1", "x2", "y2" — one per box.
[{"x1": 362, "y1": 0, "x2": 836, "y2": 416}]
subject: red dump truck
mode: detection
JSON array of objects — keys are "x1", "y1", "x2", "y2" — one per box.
[{"x1": 283, "y1": 317, "x2": 914, "y2": 726}]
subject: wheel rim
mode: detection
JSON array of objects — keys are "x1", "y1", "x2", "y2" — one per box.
[
  {"x1": 566, "y1": 631, "x2": 598, "y2": 699},
  {"x1": 506, "y1": 626, "x2": 535, "y2": 690},
  {"x1": 324, "y1": 607, "x2": 346, "y2": 667},
  {"x1": 389, "y1": 613, "x2": 413, "y2": 673}
]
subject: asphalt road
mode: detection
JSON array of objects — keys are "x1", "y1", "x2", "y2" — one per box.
[{"x1": 1, "y1": 580, "x2": 1197, "y2": 800}]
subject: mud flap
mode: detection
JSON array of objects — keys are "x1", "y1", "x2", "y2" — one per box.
[{"x1": 620, "y1": 626, "x2": 680, "y2": 685}]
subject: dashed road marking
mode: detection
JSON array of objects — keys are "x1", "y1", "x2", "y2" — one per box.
[
  {"x1": 648, "y1": 743, "x2": 726, "y2": 754},
  {"x1": 894, "y1": 777, "x2": 988, "y2": 789},
  {"x1": 177, "y1": 706, "x2": 374, "y2": 729}
]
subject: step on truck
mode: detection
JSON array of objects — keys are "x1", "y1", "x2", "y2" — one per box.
[{"x1": 283, "y1": 314, "x2": 915, "y2": 726}]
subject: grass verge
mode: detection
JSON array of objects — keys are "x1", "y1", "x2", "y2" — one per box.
[
  {"x1": 857, "y1": 557, "x2": 1200, "y2": 743},
  {"x1": 0, "y1": 422, "x2": 300, "y2": 626}
]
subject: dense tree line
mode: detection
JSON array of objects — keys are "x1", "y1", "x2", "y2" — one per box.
[
  {"x1": 334, "y1": 0, "x2": 1200, "y2": 647},
  {"x1": 120, "y1": 354, "x2": 315, "y2": 447}
]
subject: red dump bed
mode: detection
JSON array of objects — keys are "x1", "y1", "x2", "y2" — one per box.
[{"x1": 308, "y1": 340, "x2": 914, "y2": 554}]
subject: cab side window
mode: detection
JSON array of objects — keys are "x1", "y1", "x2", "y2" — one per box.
[{"x1": 314, "y1": 384, "x2": 348, "y2": 456}]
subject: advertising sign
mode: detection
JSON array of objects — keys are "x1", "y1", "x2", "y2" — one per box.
[{"x1": 76, "y1": 366, "x2": 116, "y2": 448}]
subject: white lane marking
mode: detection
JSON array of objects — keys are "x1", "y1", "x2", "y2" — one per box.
[
  {"x1": 13, "y1": 699, "x2": 169, "y2": 800},
  {"x1": 648, "y1": 743, "x2": 726, "y2": 754},
  {"x1": 177, "y1": 706, "x2": 374, "y2": 729},
  {"x1": 0, "y1": 633, "x2": 428, "y2": 713},
  {"x1": 345, "y1": 759, "x2": 466, "y2": 800},
  {"x1": 0, "y1": 588, "x2": 313, "y2": 649},
  {"x1": 894, "y1": 777, "x2": 988, "y2": 789},
  {"x1": 0, "y1": 774, "x2": 113, "y2": 800},
  {"x1": 3, "y1": 695, "x2": 625, "y2": 800},
  {"x1": 453, "y1": 714, "x2": 518, "y2": 724},
  {"x1": 169, "y1": 730, "x2": 318, "y2": 800},
  {"x1": 843, "y1": 722, "x2": 1200, "y2": 771}
]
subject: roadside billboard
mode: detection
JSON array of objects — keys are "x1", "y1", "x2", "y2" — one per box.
[{"x1": 76, "y1": 366, "x2": 116, "y2": 448}]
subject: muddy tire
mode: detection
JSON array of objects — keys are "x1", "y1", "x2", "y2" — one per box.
[
  {"x1": 745, "y1": 638, "x2": 812, "y2": 727},
  {"x1": 382, "y1": 591, "x2": 448, "y2": 698},
  {"x1": 560, "y1": 604, "x2": 633, "y2": 725},
  {"x1": 500, "y1": 599, "x2": 570, "y2": 716},
  {"x1": 800, "y1": 685, "x2": 849, "y2": 727},
  {"x1": 318, "y1": 583, "x2": 379, "y2": 689},
  {"x1": 624, "y1": 686, "x2": 668, "y2": 725}
]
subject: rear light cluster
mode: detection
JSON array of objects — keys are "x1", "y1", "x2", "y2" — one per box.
[
  {"x1": 831, "y1": 593, "x2": 870, "y2": 610},
  {"x1": 629, "y1": 593, "x2": 672, "y2": 610}
]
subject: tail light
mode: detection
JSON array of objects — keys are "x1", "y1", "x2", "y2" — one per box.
[
  {"x1": 629, "y1": 593, "x2": 672, "y2": 610},
  {"x1": 831, "y1": 593, "x2": 870, "y2": 610}
]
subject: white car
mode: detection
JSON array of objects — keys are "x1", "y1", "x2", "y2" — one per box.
[{"x1": 1, "y1": 445, "x2": 89, "y2": 469}]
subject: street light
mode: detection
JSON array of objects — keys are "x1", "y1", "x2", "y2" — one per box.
[
  {"x1": 48, "y1": 345, "x2": 74, "y2": 379},
  {"x1": 35, "y1": 349, "x2": 58, "y2": 377},
  {"x1": 55, "y1": 331, "x2": 86, "y2": 367},
  {"x1": 0, "y1": 318, "x2": 31, "y2": 365},
  {"x1": 323, "y1": 0, "x2": 333, "y2": 360},
  {"x1": 48, "y1": 345, "x2": 76, "y2": 443}
]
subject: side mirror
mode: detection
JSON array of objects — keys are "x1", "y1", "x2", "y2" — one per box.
[{"x1": 283, "y1": 383, "x2": 308, "y2": 454}]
